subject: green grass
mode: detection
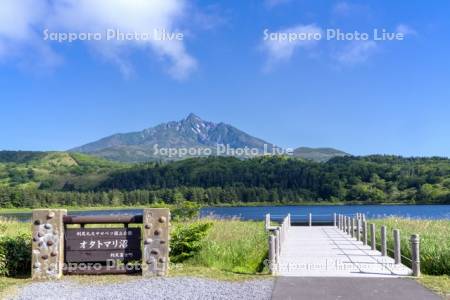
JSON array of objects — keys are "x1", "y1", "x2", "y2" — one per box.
[
  {"x1": 169, "y1": 265, "x2": 270, "y2": 281},
  {"x1": 371, "y1": 218, "x2": 450, "y2": 276},
  {"x1": 186, "y1": 218, "x2": 268, "y2": 274},
  {"x1": 419, "y1": 275, "x2": 450, "y2": 298},
  {"x1": 0, "y1": 217, "x2": 29, "y2": 237}
]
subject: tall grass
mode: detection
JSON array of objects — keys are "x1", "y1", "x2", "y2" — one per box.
[
  {"x1": 187, "y1": 218, "x2": 268, "y2": 274},
  {"x1": 371, "y1": 218, "x2": 450, "y2": 275}
]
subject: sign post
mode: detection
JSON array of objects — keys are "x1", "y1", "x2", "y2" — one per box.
[
  {"x1": 142, "y1": 208, "x2": 170, "y2": 277},
  {"x1": 31, "y1": 209, "x2": 66, "y2": 280}
]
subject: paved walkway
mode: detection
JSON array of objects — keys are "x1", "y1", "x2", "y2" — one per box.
[
  {"x1": 277, "y1": 226, "x2": 412, "y2": 277},
  {"x1": 271, "y1": 277, "x2": 441, "y2": 300}
]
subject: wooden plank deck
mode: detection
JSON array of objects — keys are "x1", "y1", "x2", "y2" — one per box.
[{"x1": 277, "y1": 226, "x2": 413, "y2": 277}]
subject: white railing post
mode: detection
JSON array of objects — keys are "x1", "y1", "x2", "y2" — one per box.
[
  {"x1": 346, "y1": 216, "x2": 349, "y2": 234},
  {"x1": 348, "y1": 217, "x2": 351, "y2": 235},
  {"x1": 394, "y1": 229, "x2": 401, "y2": 264},
  {"x1": 370, "y1": 223, "x2": 376, "y2": 250},
  {"x1": 309, "y1": 213, "x2": 312, "y2": 227},
  {"x1": 411, "y1": 234, "x2": 420, "y2": 277},
  {"x1": 275, "y1": 229, "x2": 280, "y2": 259},
  {"x1": 351, "y1": 218, "x2": 355, "y2": 238},
  {"x1": 363, "y1": 220, "x2": 368, "y2": 245},
  {"x1": 381, "y1": 226, "x2": 387, "y2": 256},
  {"x1": 269, "y1": 235, "x2": 276, "y2": 274},
  {"x1": 346, "y1": 217, "x2": 350, "y2": 235},
  {"x1": 265, "y1": 213, "x2": 270, "y2": 231},
  {"x1": 356, "y1": 218, "x2": 361, "y2": 241},
  {"x1": 333, "y1": 213, "x2": 337, "y2": 227}
]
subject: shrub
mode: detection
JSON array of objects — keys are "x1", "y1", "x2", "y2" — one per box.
[
  {"x1": 171, "y1": 201, "x2": 201, "y2": 221},
  {"x1": 170, "y1": 221, "x2": 212, "y2": 263},
  {"x1": 0, "y1": 233, "x2": 31, "y2": 277}
]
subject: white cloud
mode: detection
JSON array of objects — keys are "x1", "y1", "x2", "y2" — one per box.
[
  {"x1": 0, "y1": 0, "x2": 61, "y2": 68},
  {"x1": 334, "y1": 40, "x2": 377, "y2": 65},
  {"x1": 396, "y1": 24, "x2": 417, "y2": 36},
  {"x1": 0, "y1": 0, "x2": 47, "y2": 40},
  {"x1": 262, "y1": 24, "x2": 322, "y2": 70},
  {"x1": 0, "y1": 0, "x2": 198, "y2": 79}
]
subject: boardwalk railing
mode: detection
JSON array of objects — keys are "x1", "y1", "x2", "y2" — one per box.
[
  {"x1": 266, "y1": 212, "x2": 421, "y2": 277},
  {"x1": 266, "y1": 213, "x2": 291, "y2": 274},
  {"x1": 336, "y1": 213, "x2": 421, "y2": 277},
  {"x1": 267, "y1": 212, "x2": 361, "y2": 226}
]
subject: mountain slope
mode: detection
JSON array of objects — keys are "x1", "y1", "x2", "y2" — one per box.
[
  {"x1": 71, "y1": 113, "x2": 275, "y2": 162},
  {"x1": 293, "y1": 147, "x2": 349, "y2": 162},
  {"x1": 0, "y1": 151, "x2": 127, "y2": 190}
]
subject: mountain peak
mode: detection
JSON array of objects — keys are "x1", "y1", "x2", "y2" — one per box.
[
  {"x1": 185, "y1": 113, "x2": 202, "y2": 122},
  {"x1": 70, "y1": 114, "x2": 274, "y2": 162},
  {"x1": 70, "y1": 114, "x2": 348, "y2": 163}
]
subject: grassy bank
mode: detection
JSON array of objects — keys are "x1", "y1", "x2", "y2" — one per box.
[
  {"x1": 418, "y1": 275, "x2": 450, "y2": 298},
  {"x1": 371, "y1": 218, "x2": 450, "y2": 276},
  {"x1": 186, "y1": 218, "x2": 268, "y2": 274}
]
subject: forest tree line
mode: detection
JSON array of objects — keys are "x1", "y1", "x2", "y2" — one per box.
[{"x1": 1, "y1": 155, "x2": 449, "y2": 208}]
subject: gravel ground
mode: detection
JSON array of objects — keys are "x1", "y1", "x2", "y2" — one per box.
[{"x1": 8, "y1": 277, "x2": 274, "y2": 300}]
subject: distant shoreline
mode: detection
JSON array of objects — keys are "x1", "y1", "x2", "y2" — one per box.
[{"x1": 0, "y1": 201, "x2": 448, "y2": 214}]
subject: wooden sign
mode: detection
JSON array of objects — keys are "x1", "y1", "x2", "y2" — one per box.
[
  {"x1": 32, "y1": 209, "x2": 170, "y2": 279},
  {"x1": 65, "y1": 228, "x2": 141, "y2": 262}
]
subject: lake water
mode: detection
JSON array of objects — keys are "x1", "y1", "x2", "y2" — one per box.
[{"x1": 1, "y1": 205, "x2": 450, "y2": 222}]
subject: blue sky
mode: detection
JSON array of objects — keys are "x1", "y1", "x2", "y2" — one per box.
[{"x1": 0, "y1": 0, "x2": 449, "y2": 157}]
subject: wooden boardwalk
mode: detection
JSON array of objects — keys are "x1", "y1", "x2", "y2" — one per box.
[{"x1": 276, "y1": 226, "x2": 412, "y2": 277}]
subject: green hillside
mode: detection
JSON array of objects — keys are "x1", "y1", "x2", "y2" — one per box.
[
  {"x1": 293, "y1": 147, "x2": 349, "y2": 162},
  {"x1": 0, "y1": 151, "x2": 128, "y2": 191},
  {"x1": 0, "y1": 152, "x2": 449, "y2": 208}
]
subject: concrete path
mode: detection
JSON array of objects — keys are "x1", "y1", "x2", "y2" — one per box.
[
  {"x1": 271, "y1": 277, "x2": 441, "y2": 300},
  {"x1": 277, "y1": 226, "x2": 412, "y2": 277}
]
